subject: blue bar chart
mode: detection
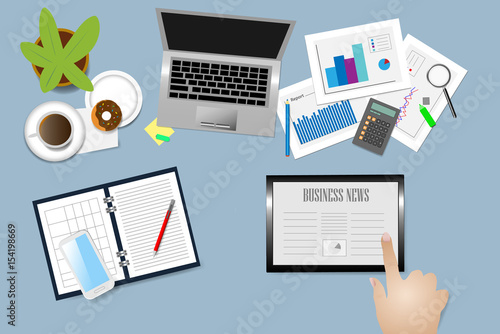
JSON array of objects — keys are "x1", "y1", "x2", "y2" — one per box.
[
  {"x1": 292, "y1": 100, "x2": 357, "y2": 145},
  {"x1": 324, "y1": 43, "x2": 369, "y2": 88}
]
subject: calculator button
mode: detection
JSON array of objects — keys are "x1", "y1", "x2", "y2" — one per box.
[
  {"x1": 372, "y1": 117, "x2": 376, "y2": 122},
  {"x1": 377, "y1": 131, "x2": 382, "y2": 136},
  {"x1": 365, "y1": 121, "x2": 369, "y2": 125},
  {"x1": 376, "y1": 119, "x2": 381, "y2": 124},
  {"x1": 379, "y1": 138, "x2": 384, "y2": 144},
  {"x1": 381, "y1": 133, "x2": 386, "y2": 138},
  {"x1": 383, "y1": 128, "x2": 388, "y2": 133},
  {"x1": 367, "y1": 116, "x2": 372, "y2": 120},
  {"x1": 368, "y1": 139, "x2": 372, "y2": 144},
  {"x1": 363, "y1": 137, "x2": 368, "y2": 142},
  {"x1": 369, "y1": 123, "x2": 373, "y2": 127},
  {"x1": 361, "y1": 131, "x2": 365, "y2": 135},
  {"x1": 363, "y1": 126, "x2": 367, "y2": 130},
  {"x1": 374, "y1": 124, "x2": 379, "y2": 130},
  {"x1": 385, "y1": 123, "x2": 390, "y2": 127},
  {"x1": 359, "y1": 136, "x2": 363, "y2": 140}
]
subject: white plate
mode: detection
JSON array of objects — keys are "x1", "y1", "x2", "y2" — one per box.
[
  {"x1": 25, "y1": 101, "x2": 85, "y2": 162},
  {"x1": 85, "y1": 70, "x2": 143, "y2": 127}
]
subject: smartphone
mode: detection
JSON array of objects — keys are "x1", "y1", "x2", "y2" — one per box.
[{"x1": 59, "y1": 231, "x2": 115, "y2": 299}]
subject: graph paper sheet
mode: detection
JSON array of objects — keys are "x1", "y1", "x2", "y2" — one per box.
[
  {"x1": 277, "y1": 78, "x2": 367, "y2": 159},
  {"x1": 36, "y1": 189, "x2": 125, "y2": 295}
]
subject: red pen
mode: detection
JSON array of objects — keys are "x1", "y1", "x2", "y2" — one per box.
[{"x1": 153, "y1": 199, "x2": 175, "y2": 258}]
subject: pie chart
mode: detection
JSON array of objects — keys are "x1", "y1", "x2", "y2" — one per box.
[
  {"x1": 378, "y1": 58, "x2": 391, "y2": 71},
  {"x1": 323, "y1": 239, "x2": 347, "y2": 256},
  {"x1": 328, "y1": 242, "x2": 342, "y2": 255}
]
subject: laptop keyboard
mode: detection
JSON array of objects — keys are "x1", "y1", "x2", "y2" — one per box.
[{"x1": 168, "y1": 59, "x2": 270, "y2": 107}]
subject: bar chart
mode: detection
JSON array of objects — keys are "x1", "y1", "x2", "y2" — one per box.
[
  {"x1": 306, "y1": 20, "x2": 409, "y2": 105},
  {"x1": 325, "y1": 43, "x2": 369, "y2": 88},
  {"x1": 292, "y1": 100, "x2": 357, "y2": 145}
]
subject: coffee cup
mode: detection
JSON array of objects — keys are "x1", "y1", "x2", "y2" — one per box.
[{"x1": 29, "y1": 112, "x2": 73, "y2": 149}]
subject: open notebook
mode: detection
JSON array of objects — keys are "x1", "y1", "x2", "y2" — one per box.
[{"x1": 33, "y1": 167, "x2": 199, "y2": 300}]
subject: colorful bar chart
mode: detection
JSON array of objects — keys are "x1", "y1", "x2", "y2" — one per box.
[
  {"x1": 352, "y1": 44, "x2": 369, "y2": 82},
  {"x1": 292, "y1": 100, "x2": 357, "y2": 145},
  {"x1": 325, "y1": 43, "x2": 369, "y2": 88}
]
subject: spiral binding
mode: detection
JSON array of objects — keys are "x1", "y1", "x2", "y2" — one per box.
[{"x1": 106, "y1": 206, "x2": 117, "y2": 213}]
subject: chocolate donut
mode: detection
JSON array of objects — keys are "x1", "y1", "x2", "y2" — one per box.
[{"x1": 91, "y1": 100, "x2": 122, "y2": 131}]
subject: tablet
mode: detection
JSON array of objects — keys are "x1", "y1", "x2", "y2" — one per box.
[{"x1": 266, "y1": 175, "x2": 404, "y2": 272}]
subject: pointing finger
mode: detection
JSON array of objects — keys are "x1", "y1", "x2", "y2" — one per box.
[{"x1": 381, "y1": 232, "x2": 401, "y2": 290}]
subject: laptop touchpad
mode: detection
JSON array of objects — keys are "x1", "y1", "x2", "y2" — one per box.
[{"x1": 195, "y1": 106, "x2": 237, "y2": 131}]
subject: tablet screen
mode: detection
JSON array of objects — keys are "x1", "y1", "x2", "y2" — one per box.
[{"x1": 266, "y1": 175, "x2": 404, "y2": 272}]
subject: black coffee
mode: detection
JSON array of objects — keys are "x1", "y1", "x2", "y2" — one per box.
[{"x1": 39, "y1": 114, "x2": 72, "y2": 146}]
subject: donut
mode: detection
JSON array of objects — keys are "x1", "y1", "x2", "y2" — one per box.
[{"x1": 91, "y1": 100, "x2": 122, "y2": 131}]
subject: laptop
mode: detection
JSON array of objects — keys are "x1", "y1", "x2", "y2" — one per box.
[{"x1": 155, "y1": 9, "x2": 295, "y2": 136}]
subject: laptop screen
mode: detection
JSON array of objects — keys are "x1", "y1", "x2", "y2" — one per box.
[{"x1": 161, "y1": 12, "x2": 291, "y2": 59}]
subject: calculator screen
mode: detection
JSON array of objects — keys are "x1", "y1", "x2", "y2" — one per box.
[{"x1": 371, "y1": 102, "x2": 397, "y2": 117}]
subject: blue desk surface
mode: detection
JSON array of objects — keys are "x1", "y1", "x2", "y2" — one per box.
[{"x1": 1, "y1": 0, "x2": 497, "y2": 332}]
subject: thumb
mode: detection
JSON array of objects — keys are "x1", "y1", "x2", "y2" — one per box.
[
  {"x1": 437, "y1": 289, "x2": 449, "y2": 307},
  {"x1": 370, "y1": 277, "x2": 387, "y2": 306}
]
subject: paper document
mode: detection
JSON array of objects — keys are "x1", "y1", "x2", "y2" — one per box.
[
  {"x1": 272, "y1": 182, "x2": 399, "y2": 266},
  {"x1": 277, "y1": 79, "x2": 368, "y2": 159},
  {"x1": 305, "y1": 19, "x2": 410, "y2": 104},
  {"x1": 380, "y1": 34, "x2": 467, "y2": 151}
]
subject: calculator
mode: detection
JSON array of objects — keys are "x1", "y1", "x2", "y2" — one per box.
[{"x1": 352, "y1": 98, "x2": 400, "y2": 155}]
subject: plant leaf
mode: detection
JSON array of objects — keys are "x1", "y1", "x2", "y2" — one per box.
[
  {"x1": 62, "y1": 16, "x2": 99, "y2": 63},
  {"x1": 39, "y1": 8, "x2": 63, "y2": 57},
  {"x1": 39, "y1": 64, "x2": 63, "y2": 93},
  {"x1": 60, "y1": 62, "x2": 93, "y2": 91},
  {"x1": 20, "y1": 42, "x2": 54, "y2": 68}
]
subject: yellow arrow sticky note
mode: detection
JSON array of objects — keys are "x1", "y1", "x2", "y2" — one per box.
[{"x1": 145, "y1": 118, "x2": 174, "y2": 146}]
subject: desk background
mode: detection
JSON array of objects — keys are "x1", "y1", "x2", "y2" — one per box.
[{"x1": 1, "y1": 0, "x2": 497, "y2": 332}]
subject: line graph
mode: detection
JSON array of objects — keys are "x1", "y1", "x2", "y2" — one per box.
[{"x1": 396, "y1": 87, "x2": 418, "y2": 125}]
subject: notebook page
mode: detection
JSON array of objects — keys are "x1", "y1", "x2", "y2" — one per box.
[
  {"x1": 109, "y1": 172, "x2": 197, "y2": 278},
  {"x1": 36, "y1": 189, "x2": 125, "y2": 296}
]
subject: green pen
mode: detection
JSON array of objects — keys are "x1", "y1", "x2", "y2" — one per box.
[{"x1": 419, "y1": 104, "x2": 436, "y2": 127}]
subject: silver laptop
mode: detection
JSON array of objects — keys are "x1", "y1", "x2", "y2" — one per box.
[{"x1": 155, "y1": 9, "x2": 295, "y2": 137}]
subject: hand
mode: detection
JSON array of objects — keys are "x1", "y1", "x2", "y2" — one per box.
[{"x1": 370, "y1": 232, "x2": 449, "y2": 334}]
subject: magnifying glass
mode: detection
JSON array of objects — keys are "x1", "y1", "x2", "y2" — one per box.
[{"x1": 426, "y1": 64, "x2": 457, "y2": 118}]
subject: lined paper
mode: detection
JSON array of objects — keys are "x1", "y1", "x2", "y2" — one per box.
[
  {"x1": 109, "y1": 172, "x2": 197, "y2": 278},
  {"x1": 273, "y1": 182, "x2": 399, "y2": 266}
]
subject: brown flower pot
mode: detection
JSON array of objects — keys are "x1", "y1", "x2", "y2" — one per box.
[{"x1": 33, "y1": 28, "x2": 89, "y2": 87}]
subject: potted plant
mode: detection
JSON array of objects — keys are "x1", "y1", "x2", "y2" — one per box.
[{"x1": 20, "y1": 8, "x2": 99, "y2": 93}]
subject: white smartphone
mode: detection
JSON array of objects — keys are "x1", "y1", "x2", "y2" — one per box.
[{"x1": 59, "y1": 230, "x2": 115, "y2": 299}]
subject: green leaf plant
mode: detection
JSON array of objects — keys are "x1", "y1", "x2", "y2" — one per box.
[{"x1": 20, "y1": 8, "x2": 99, "y2": 93}]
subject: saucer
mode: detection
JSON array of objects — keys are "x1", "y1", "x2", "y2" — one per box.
[
  {"x1": 25, "y1": 101, "x2": 85, "y2": 162},
  {"x1": 85, "y1": 70, "x2": 143, "y2": 127}
]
